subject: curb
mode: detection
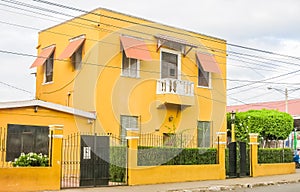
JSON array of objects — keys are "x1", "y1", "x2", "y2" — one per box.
[{"x1": 167, "y1": 179, "x2": 300, "y2": 192}]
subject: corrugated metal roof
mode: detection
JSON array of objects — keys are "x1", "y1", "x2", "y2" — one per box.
[{"x1": 0, "y1": 100, "x2": 96, "y2": 120}]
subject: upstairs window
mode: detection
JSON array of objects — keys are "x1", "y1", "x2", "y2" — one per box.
[
  {"x1": 58, "y1": 35, "x2": 85, "y2": 70},
  {"x1": 122, "y1": 50, "x2": 140, "y2": 78},
  {"x1": 71, "y1": 44, "x2": 83, "y2": 70},
  {"x1": 198, "y1": 60, "x2": 210, "y2": 87},
  {"x1": 45, "y1": 52, "x2": 54, "y2": 83},
  {"x1": 161, "y1": 50, "x2": 180, "y2": 79}
]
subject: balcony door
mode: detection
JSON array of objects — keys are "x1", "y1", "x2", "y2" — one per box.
[{"x1": 161, "y1": 50, "x2": 180, "y2": 79}]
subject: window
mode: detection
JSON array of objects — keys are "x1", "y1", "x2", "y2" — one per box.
[
  {"x1": 198, "y1": 59, "x2": 210, "y2": 87},
  {"x1": 122, "y1": 51, "x2": 140, "y2": 78},
  {"x1": 6, "y1": 124, "x2": 49, "y2": 161},
  {"x1": 45, "y1": 52, "x2": 54, "y2": 83},
  {"x1": 197, "y1": 121, "x2": 211, "y2": 147},
  {"x1": 161, "y1": 50, "x2": 179, "y2": 79},
  {"x1": 120, "y1": 115, "x2": 138, "y2": 144},
  {"x1": 71, "y1": 43, "x2": 83, "y2": 70}
]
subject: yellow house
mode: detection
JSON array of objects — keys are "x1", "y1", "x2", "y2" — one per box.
[{"x1": 29, "y1": 8, "x2": 227, "y2": 147}]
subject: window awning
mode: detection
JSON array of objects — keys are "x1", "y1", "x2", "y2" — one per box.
[
  {"x1": 196, "y1": 52, "x2": 221, "y2": 74},
  {"x1": 30, "y1": 45, "x2": 55, "y2": 68},
  {"x1": 58, "y1": 37, "x2": 85, "y2": 59},
  {"x1": 120, "y1": 36, "x2": 152, "y2": 61},
  {"x1": 155, "y1": 34, "x2": 197, "y2": 56}
]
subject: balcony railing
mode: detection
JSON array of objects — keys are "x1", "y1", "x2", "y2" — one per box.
[{"x1": 156, "y1": 78, "x2": 194, "y2": 96}]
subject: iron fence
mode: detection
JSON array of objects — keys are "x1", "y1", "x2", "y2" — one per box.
[{"x1": 61, "y1": 132, "x2": 127, "y2": 189}]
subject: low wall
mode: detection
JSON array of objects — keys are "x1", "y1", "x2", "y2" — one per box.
[
  {"x1": 252, "y1": 162, "x2": 295, "y2": 177},
  {"x1": 0, "y1": 167, "x2": 60, "y2": 192},
  {"x1": 129, "y1": 164, "x2": 225, "y2": 185}
]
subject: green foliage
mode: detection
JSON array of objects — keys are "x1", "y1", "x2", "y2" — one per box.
[
  {"x1": 227, "y1": 109, "x2": 294, "y2": 142},
  {"x1": 138, "y1": 146, "x2": 217, "y2": 166},
  {"x1": 110, "y1": 146, "x2": 126, "y2": 182},
  {"x1": 258, "y1": 148, "x2": 294, "y2": 163},
  {"x1": 12, "y1": 152, "x2": 49, "y2": 167}
]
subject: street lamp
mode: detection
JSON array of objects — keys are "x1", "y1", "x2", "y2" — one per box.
[{"x1": 230, "y1": 111, "x2": 236, "y2": 142}]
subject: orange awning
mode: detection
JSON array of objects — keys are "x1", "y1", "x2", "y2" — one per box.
[
  {"x1": 30, "y1": 45, "x2": 55, "y2": 68},
  {"x1": 120, "y1": 36, "x2": 152, "y2": 61},
  {"x1": 58, "y1": 38, "x2": 85, "y2": 59},
  {"x1": 196, "y1": 52, "x2": 221, "y2": 74}
]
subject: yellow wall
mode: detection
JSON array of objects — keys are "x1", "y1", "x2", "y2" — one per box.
[
  {"x1": 34, "y1": 8, "x2": 227, "y2": 145},
  {"x1": 252, "y1": 163, "x2": 295, "y2": 177},
  {"x1": 0, "y1": 125, "x2": 63, "y2": 192}
]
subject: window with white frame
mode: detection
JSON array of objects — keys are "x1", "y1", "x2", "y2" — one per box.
[
  {"x1": 122, "y1": 51, "x2": 140, "y2": 78},
  {"x1": 161, "y1": 50, "x2": 180, "y2": 79},
  {"x1": 71, "y1": 43, "x2": 83, "y2": 70},
  {"x1": 197, "y1": 121, "x2": 211, "y2": 147},
  {"x1": 44, "y1": 52, "x2": 54, "y2": 83},
  {"x1": 197, "y1": 60, "x2": 210, "y2": 87},
  {"x1": 120, "y1": 115, "x2": 139, "y2": 144}
]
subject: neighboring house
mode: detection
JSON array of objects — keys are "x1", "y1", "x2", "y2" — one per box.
[
  {"x1": 1, "y1": 8, "x2": 227, "y2": 152},
  {"x1": 227, "y1": 99, "x2": 300, "y2": 130},
  {"x1": 0, "y1": 100, "x2": 95, "y2": 162}
]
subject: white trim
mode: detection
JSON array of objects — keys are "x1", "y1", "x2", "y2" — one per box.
[
  {"x1": 214, "y1": 142, "x2": 227, "y2": 144},
  {"x1": 249, "y1": 133, "x2": 259, "y2": 137},
  {"x1": 160, "y1": 48, "x2": 181, "y2": 80},
  {"x1": 249, "y1": 142, "x2": 259, "y2": 145},
  {"x1": 52, "y1": 135, "x2": 64, "y2": 139},
  {"x1": 216, "y1": 132, "x2": 226, "y2": 135},
  {"x1": 0, "y1": 100, "x2": 96, "y2": 120},
  {"x1": 125, "y1": 136, "x2": 139, "y2": 140},
  {"x1": 126, "y1": 128, "x2": 139, "y2": 132}
]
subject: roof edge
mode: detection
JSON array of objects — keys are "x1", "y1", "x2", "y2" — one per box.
[{"x1": 0, "y1": 100, "x2": 96, "y2": 120}]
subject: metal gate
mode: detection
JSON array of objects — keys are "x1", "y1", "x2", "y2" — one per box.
[
  {"x1": 61, "y1": 133, "x2": 128, "y2": 188},
  {"x1": 228, "y1": 141, "x2": 250, "y2": 178}
]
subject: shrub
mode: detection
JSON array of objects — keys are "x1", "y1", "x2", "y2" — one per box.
[
  {"x1": 12, "y1": 152, "x2": 49, "y2": 167},
  {"x1": 138, "y1": 146, "x2": 217, "y2": 166},
  {"x1": 258, "y1": 148, "x2": 293, "y2": 163},
  {"x1": 110, "y1": 146, "x2": 126, "y2": 182}
]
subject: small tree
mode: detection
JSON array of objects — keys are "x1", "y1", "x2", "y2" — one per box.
[{"x1": 227, "y1": 109, "x2": 294, "y2": 145}]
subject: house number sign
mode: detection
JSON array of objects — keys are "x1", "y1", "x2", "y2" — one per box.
[{"x1": 83, "y1": 147, "x2": 91, "y2": 159}]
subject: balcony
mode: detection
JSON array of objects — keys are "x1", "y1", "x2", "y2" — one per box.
[
  {"x1": 156, "y1": 78, "x2": 194, "y2": 107},
  {"x1": 156, "y1": 78, "x2": 194, "y2": 96}
]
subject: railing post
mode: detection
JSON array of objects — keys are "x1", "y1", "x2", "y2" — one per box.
[
  {"x1": 216, "y1": 132, "x2": 226, "y2": 179},
  {"x1": 126, "y1": 129, "x2": 139, "y2": 185},
  {"x1": 249, "y1": 133, "x2": 259, "y2": 177},
  {"x1": 49, "y1": 124, "x2": 64, "y2": 189}
]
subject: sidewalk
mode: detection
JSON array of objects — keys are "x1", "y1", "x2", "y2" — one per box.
[{"x1": 57, "y1": 169, "x2": 300, "y2": 192}]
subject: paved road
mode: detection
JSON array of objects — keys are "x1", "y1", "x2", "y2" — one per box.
[{"x1": 233, "y1": 182, "x2": 300, "y2": 192}]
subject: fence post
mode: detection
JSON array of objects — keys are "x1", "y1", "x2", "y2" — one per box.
[
  {"x1": 126, "y1": 129, "x2": 139, "y2": 185},
  {"x1": 249, "y1": 133, "x2": 259, "y2": 177},
  {"x1": 216, "y1": 132, "x2": 226, "y2": 179},
  {"x1": 49, "y1": 124, "x2": 64, "y2": 189}
]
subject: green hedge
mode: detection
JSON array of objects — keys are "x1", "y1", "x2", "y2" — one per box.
[
  {"x1": 110, "y1": 146, "x2": 127, "y2": 182},
  {"x1": 138, "y1": 146, "x2": 217, "y2": 166},
  {"x1": 258, "y1": 148, "x2": 293, "y2": 163}
]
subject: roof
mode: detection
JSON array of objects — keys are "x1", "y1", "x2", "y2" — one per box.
[
  {"x1": 40, "y1": 8, "x2": 226, "y2": 42},
  {"x1": 0, "y1": 100, "x2": 96, "y2": 120},
  {"x1": 227, "y1": 99, "x2": 300, "y2": 118}
]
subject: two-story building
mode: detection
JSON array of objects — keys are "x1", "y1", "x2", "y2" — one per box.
[{"x1": 0, "y1": 8, "x2": 227, "y2": 162}]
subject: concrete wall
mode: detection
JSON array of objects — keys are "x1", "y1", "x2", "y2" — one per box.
[
  {"x1": 249, "y1": 133, "x2": 296, "y2": 177},
  {"x1": 0, "y1": 125, "x2": 63, "y2": 192}
]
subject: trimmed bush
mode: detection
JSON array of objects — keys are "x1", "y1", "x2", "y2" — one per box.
[
  {"x1": 138, "y1": 146, "x2": 217, "y2": 166},
  {"x1": 258, "y1": 148, "x2": 293, "y2": 163},
  {"x1": 110, "y1": 146, "x2": 127, "y2": 182}
]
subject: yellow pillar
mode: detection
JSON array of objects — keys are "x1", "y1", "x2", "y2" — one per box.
[
  {"x1": 49, "y1": 124, "x2": 64, "y2": 189},
  {"x1": 126, "y1": 129, "x2": 139, "y2": 185},
  {"x1": 249, "y1": 133, "x2": 259, "y2": 177},
  {"x1": 216, "y1": 132, "x2": 226, "y2": 179}
]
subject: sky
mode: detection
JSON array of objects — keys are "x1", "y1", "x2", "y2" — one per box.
[{"x1": 1, "y1": 0, "x2": 300, "y2": 106}]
